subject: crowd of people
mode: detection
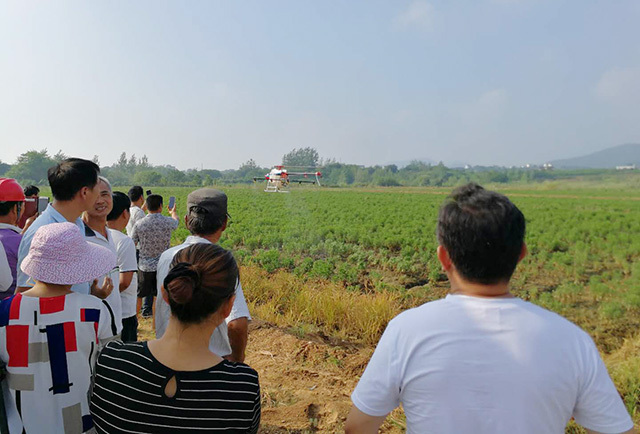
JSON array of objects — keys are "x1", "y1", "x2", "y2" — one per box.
[{"x1": 0, "y1": 157, "x2": 635, "y2": 433}]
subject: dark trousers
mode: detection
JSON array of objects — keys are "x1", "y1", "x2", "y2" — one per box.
[
  {"x1": 142, "y1": 295, "x2": 154, "y2": 316},
  {"x1": 121, "y1": 315, "x2": 138, "y2": 342},
  {"x1": 138, "y1": 270, "x2": 157, "y2": 317}
]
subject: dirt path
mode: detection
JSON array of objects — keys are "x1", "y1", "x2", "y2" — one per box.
[
  {"x1": 138, "y1": 317, "x2": 403, "y2": 433},
  {"x1": 246, "y1": 320, "x2": 407, "y2": 433}
]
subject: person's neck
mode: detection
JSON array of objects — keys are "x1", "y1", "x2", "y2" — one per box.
[
  {"x1": 82, "y1": 214, "x2": 108, "y2": 237},
  {"x1": 106, "y1": 220, "x2": 126, "y2": 232},
  {"x1": 134, "y1": 200, "x2": 144, "y2": 208},
  {"x1": 192, "y1": 231, "x2": 222, "y2": 244},
  {"x1": 23, "y1": 281, "x2": 73, "y2": 298},
  {"x1": 0, "y1": 216, "x2": 17, "y2": 226},
  {"x1": 448, "y1": 274, "x2": 513, "y2": 298},
  {"x1": 51, "y1": 200, "x2": 83, "y2": 223},
  {"x1": 148, "y1": 209, "x2": 162, "y2": 215},
  {"x1": 149, "y1": 317, "x2": 223, "y2": 371}
]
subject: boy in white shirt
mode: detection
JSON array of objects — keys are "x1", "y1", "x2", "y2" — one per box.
[{"x1": 107, "y1": 191, "x2": 139, "y2": 342}]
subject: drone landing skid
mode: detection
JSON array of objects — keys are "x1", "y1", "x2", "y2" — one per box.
[{"x1": 264, "y1": 183, "x2": 290, "y2": 193}]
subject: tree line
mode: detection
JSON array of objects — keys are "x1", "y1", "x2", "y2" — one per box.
[{"x1": 0, "y1": 148, "x2": 634, "y2": 188}]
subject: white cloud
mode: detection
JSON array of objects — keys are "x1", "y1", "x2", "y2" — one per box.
[
  {"x1": 461, "y1": 88, "x2": 509, "y2": 124},
  {"x1": 393, "y1": 1, "x2": 436, "y2": 32},
  {"x1": 595, "y1": 66, "x2": 640, "y2": 105}
]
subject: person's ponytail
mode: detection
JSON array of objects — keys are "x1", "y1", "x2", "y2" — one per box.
[
  {"x1": 164, "y1": 262, "x2": 200, "y2": 305},
  {"x1": 165, "y1": 244, "x2": 239, "y2": 324}
]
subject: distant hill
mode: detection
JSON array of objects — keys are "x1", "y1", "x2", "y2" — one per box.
[{"x1": 550, "y1": 143, "x2": 640, "y2": 169}]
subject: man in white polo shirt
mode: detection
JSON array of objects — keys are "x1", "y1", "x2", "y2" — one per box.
[
  {"x1": 346, "y1": 183, "x2": 635, "y2": 434},
  {"x1": 155, "y1": 188, "x2": 251, "y2": 362},
  {"x1": 82, "y1": 176, "x2": 122, "y2": 336}
]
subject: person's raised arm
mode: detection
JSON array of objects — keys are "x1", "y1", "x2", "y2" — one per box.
[
  {"x1": 168, "y1": 204, "x2": 179, "y2": 224},
  {"x1": 344, "y1": 406, "x2": 387, "y2": 434},
  {"x1": 91, "y1": 277, "x2": 114, "y2": 300}
]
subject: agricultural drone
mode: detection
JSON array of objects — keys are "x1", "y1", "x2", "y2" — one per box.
[{"x1": 253, "y1": 166, "x2": 322, "y2": 193}]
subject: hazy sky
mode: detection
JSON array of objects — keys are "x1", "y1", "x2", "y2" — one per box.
[{"x1": 1, "y1": 1, "x2": 639, "y2": 170}]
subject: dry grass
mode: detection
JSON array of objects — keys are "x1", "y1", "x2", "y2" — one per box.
[{"x1": 241, "y1": 265, "x2": 401, "y2": 345}]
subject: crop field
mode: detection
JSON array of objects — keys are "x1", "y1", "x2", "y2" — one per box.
[
  {"x1": 53, "y1": 182, "x2": 628, "y2": 431},
  {"x1": 140, "y1": 184, "x2": 640, "y2": 428}
]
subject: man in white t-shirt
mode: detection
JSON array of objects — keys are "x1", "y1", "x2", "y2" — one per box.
[
  {"x1": 346, "y1": 183, "x2": 635, "y2": 434},
  {"x1": 82, "y1": 176, "x2": 122, "y2": 336},
  {"x1": 155, "y1": 188, "x2": 251, "y2": 362},
  {"x1": 126, "y1": 185, "x2": 146, "y2": 236},
  {"x1": 107, "y1": 191, "x2": 139, "y2": 342}
]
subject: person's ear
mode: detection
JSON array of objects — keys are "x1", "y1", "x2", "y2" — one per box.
[
  {"x1": 518, "y1": 242, "x2": 528, "y2": 263},
  {"x1": 221, "y1": 219, "x2": 228, "y2": 232},
  {"x1": 161, "y1": 285, "x2": 170, "y2": 304},
  {"x1": 437, "y1": 245, "x2": 453, "y2": 272},
  {"x1": 221, "y1": 294, "x2": 235, "y2": 319}
]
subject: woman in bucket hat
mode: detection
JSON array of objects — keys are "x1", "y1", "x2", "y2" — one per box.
[{"x1": 0, "y1": 222, "x2": 116, "y2": 434}]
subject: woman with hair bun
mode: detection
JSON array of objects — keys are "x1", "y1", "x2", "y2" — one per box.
[{"x1": 90, "y1": 243, "x2": 261, "y2": 433}]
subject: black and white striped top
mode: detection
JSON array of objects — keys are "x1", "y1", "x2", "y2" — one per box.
[{"x1": 90, "y1": 341, "x2": 260, "y2": 433}]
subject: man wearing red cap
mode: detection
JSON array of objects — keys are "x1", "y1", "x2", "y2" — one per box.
[{"x1": 0, "y1": 178, "x2": 26, "y2": 298}]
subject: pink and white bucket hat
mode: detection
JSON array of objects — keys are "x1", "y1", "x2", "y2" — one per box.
[{"x1": 21, "y1": 222, "x2": 116, "y2": 285}]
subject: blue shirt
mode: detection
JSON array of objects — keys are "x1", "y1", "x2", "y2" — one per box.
[{"x1": 16, "y1": 204, "x2": 90, "y2": 294}]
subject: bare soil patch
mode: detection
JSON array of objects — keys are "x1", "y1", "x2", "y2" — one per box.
[{"x1": 138, "y1": 317, "x2": 403, "y2": 433}]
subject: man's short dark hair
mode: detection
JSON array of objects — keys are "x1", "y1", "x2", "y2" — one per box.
[
  {"x1": 107, "y1": 192, "x2": 132, "y2": 221},
  {"x1": 128, "y1": 186, "x2": 144, "y2": 203},
  {"x1": 23, "y1": 185, "x2": 40, "y2": 197},
  {"x1": 47, "y1": 158, "x2": 100, "y2": 201},
  {"x1": 0, "y1": 202, "x2": 20, "y2": 217},
  {"x1": 186, "y1": 207, "x2": 227, "y2": 236},
  {"x1": 437, "y1": 183, "x2": 525, "y2": 284},
  {"x1": 146, "y1": 194, "x2": 163, "y2": 212}
]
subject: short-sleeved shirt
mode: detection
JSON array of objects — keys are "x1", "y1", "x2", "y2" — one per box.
[
  {"x1": 125, "y1": 206, "x2": 145, "y2": 237},
  {"x1": 84, "y1": 226, "x2": 122, "y2": 335},
  {"x1": 17, "y1": 204, "x2": 90, "y2": 294},
  {"x1": 108, "y1": 229, "x2": 138, "y2": 319},
  {"x1": 90, "y1": 340, "x2": 261, "y2": 433},
  {"x1": 0, "y1": 292, "x2": 115, "y2": 434},
  {"x1": 154, "y1": 236, "x2": 251, "y2": 357},
  {"x1": 0, "y1": 224, "x2": 22, "y2": 297},
  {"x1": 351, "y1": 294, "x2": 634, "y2": 434},
  {"x1": 130, "y1": 213, "x2": 179, "y2": 272}
]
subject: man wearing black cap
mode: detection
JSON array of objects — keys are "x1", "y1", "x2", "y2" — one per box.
[{"x1": 154, "y1": 188, "x2": 250, "y2": 362}]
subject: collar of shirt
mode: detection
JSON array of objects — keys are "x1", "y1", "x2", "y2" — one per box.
[
  {"x1": 184, "y1": 235, "x2": 212, "y2": 246},
  {"x1": 85, "y1": 224, "x2": 111, "y2": 243},
  {"x1": 42, "y1": 204, "x2": 86, "y2": 231},
  {"x1": 0, "y1": 223, "x2": 21, "y2": 233}
]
